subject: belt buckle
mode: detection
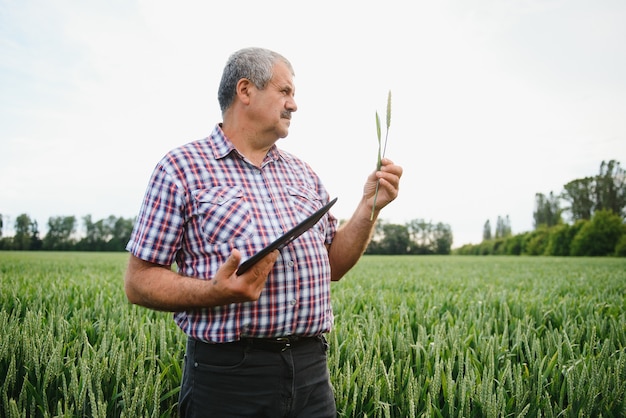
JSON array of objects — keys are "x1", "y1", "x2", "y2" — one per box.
[{"x1": 275, "y1": 337, "x2": 291, "y2": 351}]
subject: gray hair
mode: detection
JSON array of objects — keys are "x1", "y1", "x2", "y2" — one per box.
[{"x1": 217, "y1": 47, "x2": 294, "y2": 114}]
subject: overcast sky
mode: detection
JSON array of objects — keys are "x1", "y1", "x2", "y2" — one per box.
[{"x1": 1, "y1": 0, "x2": 625, "y2": 248}]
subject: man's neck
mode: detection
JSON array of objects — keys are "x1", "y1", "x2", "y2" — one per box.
[{"x1": 221, "y1": 122, "x2": 276, "y2": 168}]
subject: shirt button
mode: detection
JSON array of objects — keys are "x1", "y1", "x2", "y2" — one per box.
[
  {"x1": 265, "y1": 197, "x2": 272, "y2": 203},
  {"x1": 290, "y1": 299, "x2": 297, "y2": 306},
  {"x1": 287, "y1": 261, "x2": 294, "y2": 267}
]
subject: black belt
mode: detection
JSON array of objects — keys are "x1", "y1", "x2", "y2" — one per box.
[{"x1": 238, "y1": 336, "x2": 318, "y2": 352}]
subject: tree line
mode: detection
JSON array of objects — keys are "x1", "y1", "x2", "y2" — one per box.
[
  {"x1": 0, "y1": 210, "x2": 454, "y2": 255},
  {"x1": 365, "y1": 219, "x2": 453, "y2": 255},
  {"x1": 456, "y1": 159, "x2": 626, "y2": 256},
  {"x1": 1, "y1": 160, "x2": 623, "y2": 256},
  {"x1": 0, "y1": 214, "x2": 134, "y2": 252}
]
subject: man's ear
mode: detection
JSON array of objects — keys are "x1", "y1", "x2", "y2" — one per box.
[{"x1": 236, "y1": 78, "x2": 252, "y2": 105}]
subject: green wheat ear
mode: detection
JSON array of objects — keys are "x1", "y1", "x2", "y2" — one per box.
[
  {"x1": 371, "y1": 90, "x2": 392, "y2": 221},
  {"x1": 375, "y1": 111, "x2": 382, "y2": 170},
  {"x1": 386, "y1": 90, "x2": 392, "y2": 129}
]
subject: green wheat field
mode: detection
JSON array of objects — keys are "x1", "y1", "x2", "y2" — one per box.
[{"x1": 1, "y1": 252, "x2": 625, "y2": 417}]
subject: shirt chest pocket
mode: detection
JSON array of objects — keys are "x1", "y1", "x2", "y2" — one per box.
[
  {"x1": 192, "y1": 187, "x2": 254, "y2": 244},
  {"x1": 286, "y1": 185, "x2": 324, "y2": 226}
]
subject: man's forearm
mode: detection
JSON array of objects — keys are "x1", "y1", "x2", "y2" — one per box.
[
  {"x1": 124, "y1": 256, "x2": 214, "y2": 311},
  {"x1": 124, "y1": 250, "x2": 278, "y2": 311},
  {"x1": 328, "y1": 200, "x2": 378, "y2": 281}
]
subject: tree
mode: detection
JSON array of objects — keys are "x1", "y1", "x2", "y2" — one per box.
[
  {"x1": 43, "y1": 216, "x2": 77, "y2": 250},
  {"x1": 595, "y1": 160, "x2": 626, "y2": 217},
  {"x1": 495, "y1": 215, "x2": 512, "y2": 238},
  {"x1": 407, "y1": 219, "x2": 433, "y2": 253},
  {"x1": 379, "y1": 223, "x2": 411, "y2": 255},
  {"x1": 534, "y1": 192, "x2": 562, "y2": 228},
  {"x1": 30, "y1": 220, "x2": 42, "y2": 250},
  {"x1": 562, "y1": 177, "x2": 594, "y2": 221},
  {"x1": 106, "y1": 216, "x2": 134, "y2": 251},
  {"x1": 432, "y1": 222, "x2": 453, "y2": 254},
  {"x1": 79, "y1": 215, "x2": 112, "y2": 250},
  {"x1": 13, "y1": 214, "x2": 33, "y2": 250},
  {"x1": 78, "y1": 215, "x2": 99, "y2": 250},
  {"x1": 482, "y1": 220, "x2": 492, "y2": 241},
  {"x1": 562, "y1": 160, "x2": 626, "y2": 222},
  {"x1": 76, "y1": 214, "x2": 135, "y2": 251},
  {"x1": 367, "y1": 219, "x2": 452, "y2": 255},
  {"x1": 10, "y1": 214, "x2": 42, "y2": 251}
]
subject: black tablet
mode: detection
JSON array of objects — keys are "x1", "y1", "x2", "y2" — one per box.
[{"x1": 236, "y1": 197, "x2": 338, "y2": 275}]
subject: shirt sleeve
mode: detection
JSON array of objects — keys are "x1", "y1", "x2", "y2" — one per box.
[
  {"x1": 126, "y1": 161, "x2": 186, "y2": 266},
  {"x1": 325, "y1": 211, "x2": 338, "y2": 245}
]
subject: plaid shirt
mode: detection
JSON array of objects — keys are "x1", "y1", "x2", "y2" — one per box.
[{"x1": 127, "y1": 125, "x2": 338, "y2": 343}]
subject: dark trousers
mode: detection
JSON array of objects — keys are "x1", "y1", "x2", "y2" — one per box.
[{"x1": 179, "y1": 336, "x2": 337, "y2": 417}]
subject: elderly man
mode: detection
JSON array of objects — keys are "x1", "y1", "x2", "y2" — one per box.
[{"x1": 124, "y1": 47, "x2": 402, "y2": 417}]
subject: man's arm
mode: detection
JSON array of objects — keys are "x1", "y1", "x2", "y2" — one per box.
[
  {"x1": 124, "y1": 249, "x2": 278, "y2": 311},
  {"x1": 328, "y1": 158, "x2": 403, "y2": 281}
]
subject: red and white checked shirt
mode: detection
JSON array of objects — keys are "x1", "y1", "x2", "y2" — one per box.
[{"x1": 127, "y1": 125, "x2": 338, "y2": 343}]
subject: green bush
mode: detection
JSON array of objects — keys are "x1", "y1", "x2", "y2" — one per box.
[
  {"x1": 522, "y1": 227, "x2": 550, "y2": 255},
  {"x1": 614, "y1": 229, "x2": 626, "y2": 256},
  {"x1": 544, "y1": 223, "x2": 572, "y2": 256},
  {"x1": 570, "y1": 210, "x2": 624, "y2": 256},
  {"x1": 504, "y1": 233, "x2": 524, "y2": 255}
]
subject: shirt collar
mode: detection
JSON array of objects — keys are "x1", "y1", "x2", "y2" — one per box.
[
  {"x1": 210, "y1": 124, "x2": 287, "y2": 165},
  {"x1": 210, "y1": 124, "x2": 237, "y2": 159}
]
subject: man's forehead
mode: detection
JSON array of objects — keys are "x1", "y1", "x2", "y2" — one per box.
[{"x1": 271, "y1": 62, "x2": 295, "y2": 87}]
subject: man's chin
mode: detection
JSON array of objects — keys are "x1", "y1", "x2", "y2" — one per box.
[{"x1": 278, "y1": 126, "x2": 290, "y2": 138}]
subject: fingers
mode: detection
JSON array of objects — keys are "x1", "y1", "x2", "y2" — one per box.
[
  {"x1": 246, "y1": 250, "x2": 279, "y2": 277},
  {"x1": 375, "y1": 176, "x2": 399, "y2": 203},
  {"x1": 380, "y1": 158, "x2": 403, "y2": 179},
  {"x1": 224, "y1": 249, "x2": 242, "y2": 273},
  {"x1": 365, "y1": 158, "x2": 402, "y2": 212},
  {"x1": 210, "y1": 248, "x2": 277, "y2": 304},
  {"x1": 377, "y1": 158, "x2": 402, "y2": 193},
  {"x1": 233, "y1": 250, "x2": 277, "y2": 301}
]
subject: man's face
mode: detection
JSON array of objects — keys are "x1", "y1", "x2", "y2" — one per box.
[{"x1": 248, "y1": 61, "x2": 298, "y2": 140}]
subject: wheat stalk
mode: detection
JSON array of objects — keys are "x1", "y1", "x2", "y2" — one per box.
[{"x1": 370, "y1": 90, "x2": 392, "y2": 220}]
